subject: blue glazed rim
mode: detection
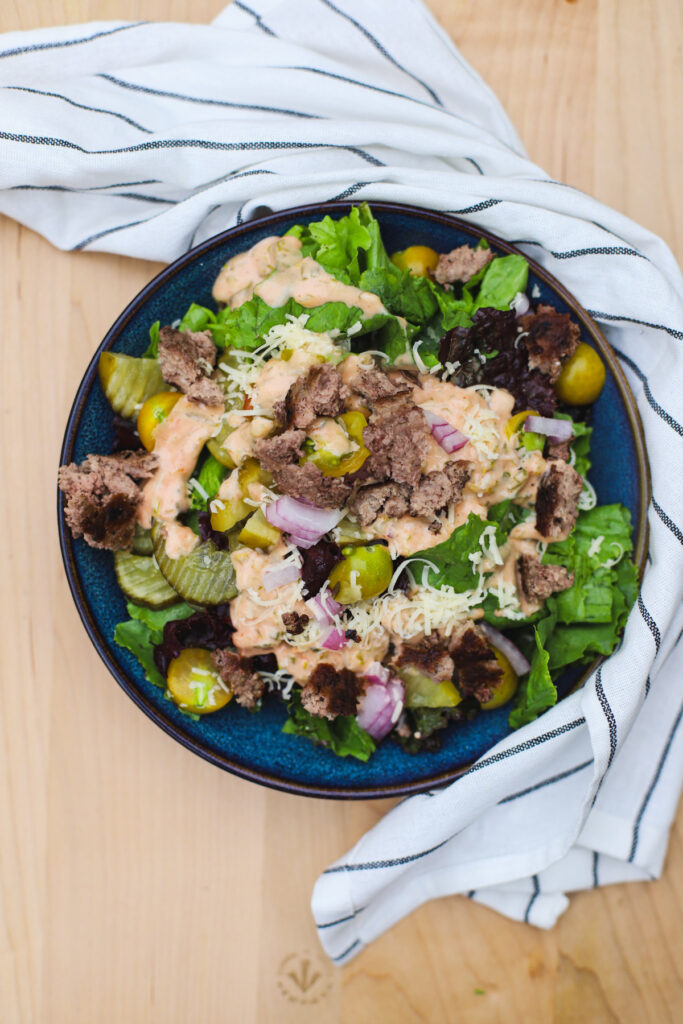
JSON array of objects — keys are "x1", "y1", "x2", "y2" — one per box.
[{"x1": 58, "y1": 200, "x2": 650, "y2": 799}]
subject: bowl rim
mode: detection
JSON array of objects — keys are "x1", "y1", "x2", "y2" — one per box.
[{"x1": 58, "y1": 199, "x2": 651, "y2": 800}]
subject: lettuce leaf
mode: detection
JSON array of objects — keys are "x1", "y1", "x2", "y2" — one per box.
[
  {"x1": 189, "y1": 454, "x2": 228, "y2": 510},
  {"x1": 414, "y1": 512, "x2": 493, "y2": 591},
  {"x1": 282, "y1": 690, "x2": 376, "y2": 761},
  {"x1": 142, "y1": 320, "x2": 160, "y2": 358},
  {"x1": 544, "y1": 504, "x2": 633, "y2": 624},
  {"x1": 508, "y1": 618, "x2": 557, "y2": 729},
  {"x1": 179, "y1": 303, "x2": 217, "y2": 333},
  {"x1": 472, "y1": 254, "x2": 529, "y2": 312}
]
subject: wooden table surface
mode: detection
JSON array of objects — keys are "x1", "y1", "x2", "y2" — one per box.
[{"x1": 1, "y1": 2, "x2": 681, "y2": 1021}]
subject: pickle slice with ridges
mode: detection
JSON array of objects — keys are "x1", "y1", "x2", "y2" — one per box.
[
  {"x1": 114, "y1": 550, "x2": 180, "y2": 608},
  {"x1": 151, "y1": 521, "x2": 238, "y2": 605},
  {"x1": 131, "y1": 524, "x2": 154, "y2": 556},
  {"x1": 98, "y1": 351, "x2": 166, "y2": 420}
]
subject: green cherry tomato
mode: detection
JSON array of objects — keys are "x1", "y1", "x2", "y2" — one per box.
[
  {"x1": 390, "y1": 245, "x2": 439, "y2": 277},
  {"x1": 555, "y1": 342, "x2": 606, "y2": 405},
  {"x1": 328, "y1": 544, "x2": 393, "y2": 604}
]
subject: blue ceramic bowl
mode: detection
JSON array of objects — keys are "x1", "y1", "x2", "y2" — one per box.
[{"x1": 58, "y1": 201, "x2": 649, "y2": 798}]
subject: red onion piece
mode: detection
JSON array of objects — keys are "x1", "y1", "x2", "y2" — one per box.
[
  {"x1": 305, "y1": 591, "x2": 343, "y2": 626},
  {"x1": 321, "y1": 626, "x2": 348, "y2": 651},
  {"x1": 263, "y1": 560, "x2": 301, "y2": 593},
  {"x1": 363, "y1": 660, "x2": 391, "y2": 686},
  {"x1": 524, "y1": 415, "x2": 573, "y2": 445},
  {"x1": 422, "y1": 409, "x2": 469, "y2": 454},
  {"x1": 265, "y1": 496, "x2": 343, "y2": 549},
  {"x1": 510, "y1": 292, "x2": 531, "y2": 316},
  {"x1": 356, "y1": 677, "x2": 405, "y2": 741},
  {"x1": 480, "y1": 622, "x2": 531, "y2": 676}
]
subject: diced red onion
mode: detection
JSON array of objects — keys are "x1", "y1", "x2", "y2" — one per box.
[
  {"x1": 480, "y1": 622, "x2": 530, "y2": 676},
  {"x1": 263, "y1": 560, "x2": 301, "y2": 592},
  {"x1": 265, "y1": 496, "x2": 343, "y2": 549},
  {"x1": 524, "y1": 415, "x2": 573, "y2": 445},
  {"x1": 363, "y1": 661, "x2": 391, "y2": 687},
  {"x1": 356, "y1": 674, "x2": 405, "y2": 741},
  {"x1": 422, "y1": 409, "x2": 469, "y2": 453},
  {"x1": 321, "y1": 626, "x2": 348, "y2": 651},
  {"x1": 305, "y1": 591, "x2": 343, "y2": 626},
  {"x1": 510, "y1": 292, "x2": 531, "y2": 316}
]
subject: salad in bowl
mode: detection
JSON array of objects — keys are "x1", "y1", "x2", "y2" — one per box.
[{"x1": 58, "y1": 204, "x2": 638, "y2": 764}]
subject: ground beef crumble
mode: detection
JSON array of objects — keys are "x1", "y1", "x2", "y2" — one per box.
[
  {"x1": 212, "y1": 648, "x2": 265, "y2": 709},
  {"x1": 518, "y1": 304, "x2": 581, "y2": 383},
  {"x1": 299, "y1": 664, "x2": 365, "y2": 720},
  {"x1": 535, "y1": 461, "x2": 583, "y2": 540},
  {"x1": 281, "y1": 611, "x2": 310, "y2": 636},
  {"x1": 58, "y1": 451, "x2": 157, "y2": 550},
  {"x1": 448, "y1": 623, "x2": 503, "y2": 704},
  {"x1": 395, "y1": 645, "x2": 455, "y2": 682},
  {"x1": 158, "y1": 326, "x2": 223, "y2": 405},
  {"x1": 275, "y1": 364, "x2": 348, "y2": 428},
  {"x1": 516, "y1": 554, "x2": 574, "y2": 602},
  {"x1": 363, "y1": 393, "x2": 429, "y2": 487},
  {"x1": 253, "y1": 429, "x2": 305, "y2": 473},
  {"x1": 432, "y1": 244, "x2": 494, "y2": 285}
]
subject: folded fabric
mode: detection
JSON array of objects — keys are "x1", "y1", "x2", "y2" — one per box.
[{"x1": 2, "y1": 0, "x2": 682, "y2": 965}]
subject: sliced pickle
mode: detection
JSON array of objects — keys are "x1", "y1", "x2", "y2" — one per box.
[
  {"x1": 151, "y1": 521, "x2": 237, "y2": 605},
  {"x1": 114, "y1": 550, "x2": 180, "y2": 608},
  {"x1": 98, "y1": 351, "x2": 165, "y2": 420},
  {"x1": 131, "y1": 524, "x2": 154, "y2": 556},
  {"x1": 207, "y1": 419, "x2": 237, "y2": 469},
  {"x1": 238, "y1": 508, "x2": 281, "y2": 549},
  {"x1": 335, "y1": 517, "x2": 373, "y2": 546},
  {"x1": 395, "y1": 666, "x2": 462, "y2": 709}
]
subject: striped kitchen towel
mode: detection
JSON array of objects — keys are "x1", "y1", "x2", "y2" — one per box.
[{"x1": 2, "y1": 0, "x2": 681, "y2": 965}]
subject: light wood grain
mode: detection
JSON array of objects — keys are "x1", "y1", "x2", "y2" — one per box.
[{"x1": 1, "y1": 2, "x2": 682, "y2": 1022}]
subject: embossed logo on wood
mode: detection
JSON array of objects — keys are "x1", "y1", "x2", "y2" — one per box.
[{"x1": 277, "y1": 951, "x2": 333, "y2": 1004}]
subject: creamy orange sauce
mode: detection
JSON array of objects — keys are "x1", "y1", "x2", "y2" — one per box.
[
  {"x1": 223, "y1": 415, "x2": 274, "y2": 465},
  {"x1": 212, "y1": 234, "x2": 302, "y2": 307},
  {"x1": 255, "y1": 257, "x2": 388, "y2": 318},
  {"x1": 271, "y1": 638, "x2": 390, "y2": 684},
  {"x1": 138, "y1": 396, "x2": 223, "y2": 558}
]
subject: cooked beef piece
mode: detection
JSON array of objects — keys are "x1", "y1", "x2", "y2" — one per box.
[
  {"x1": 299, "y1": 539, "x2": 342, "y2": 597},
  {"x1": 212, "y1": 648, "x2": 265, "y2": 709},
  {"x1": 348, "y1": 481, "x2": 411, "y2": 526},
  {"x1": 448, "y1": 623, "x2": 503, "y2": 704},
  {"x1": 253, "y1": 429, "x2": 305, "y2": 473},
  {"x1": 281, "y1": 611, "x2": 310, "y2": 636},
  {"x1": 432, "y1": 244, "x2": 494, "y2": 285},
  {"x1": 546, "y1": 440, "x2": 571, "y2": 462},
  {"x1": 158, "y1": 326, "x2": 223, "y2": 406},
  {"x1": 58, "y1": 451, "x2": 157, "y2": 551},
  {"x1": 518, "y1": 304, "x2": 581, "y2": 383},
  {"x1": 273, "y1": 462, "x2": 351, "y2": 509},
  {"x1": 409, "y1": 471, "x2": 453, "y2": 519},
  {"x1": 396, "y1": 646, "x2": 454, "y2": 682},
  {"x1": 276, "y1": 364, "x2": 349, "y2": 429},
  {"x1": 409, "y1": 462, "x2": 471, "y2": 519},
  {"x1": 535, "y1": 461, "x2": 583, "y2": 540},
  {"x1": 299, "y1": 664, "x2": 365, "y2": 719},
  {"x1": 444, "y1": 461, "x2": 472, "y2": 496},
  {"x1": 516, "y1": 554, "x2": 574, "y2": 603},
  {"x1": 363, "y1": 394, "x2": 429, "y2": 487},
  {"x1": 345, "y1": 363, "x2": 413, "y2": 401}
]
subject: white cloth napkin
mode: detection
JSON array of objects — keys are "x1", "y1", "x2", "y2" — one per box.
[{"x1": 3, "y1": 0, "x2": 682, "y2": 965}]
